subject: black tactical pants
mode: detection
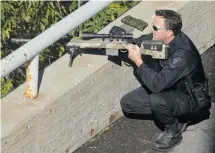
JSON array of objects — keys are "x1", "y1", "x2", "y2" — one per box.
[{"x1": 120, "y1": 86, "x2": 193, "y2": 125}]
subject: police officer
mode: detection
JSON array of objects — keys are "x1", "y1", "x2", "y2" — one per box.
[{"x1": 121, "y1": 9, "x2": 210, "y2": 151}]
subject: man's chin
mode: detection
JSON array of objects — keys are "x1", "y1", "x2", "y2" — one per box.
[{"x1": 152, "y1": 36, "x2": 162, "y2": 41}]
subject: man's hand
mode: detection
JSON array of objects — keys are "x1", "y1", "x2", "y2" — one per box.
[{"x1": 124, "y1": 44, "x2": 144, "y2": 67}]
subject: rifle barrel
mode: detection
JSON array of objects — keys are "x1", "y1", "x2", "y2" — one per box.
[{"x1": 11, "y1": 38, "x2": 31, "y2": 44}]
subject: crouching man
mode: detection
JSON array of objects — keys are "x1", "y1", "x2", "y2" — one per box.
[{"x1": 121, "y1": 9, "x2": 211, "y2": 151}]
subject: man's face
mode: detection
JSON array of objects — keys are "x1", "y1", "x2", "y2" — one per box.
[{"x1": 152, "y1": 16, "x2": 169, "y2": 41}]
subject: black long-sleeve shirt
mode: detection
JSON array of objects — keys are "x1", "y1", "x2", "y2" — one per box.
[{"x1": 135, "y1": 32, "x2": 204, "y2": 93}]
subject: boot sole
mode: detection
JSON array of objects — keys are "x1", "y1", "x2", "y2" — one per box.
[{"x1": 151, "y1": 139, "x2": 182, "y2": 152}]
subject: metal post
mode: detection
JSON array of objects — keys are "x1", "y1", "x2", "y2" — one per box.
[
  {"x1": 0, "y1": 0, "x2": 114, "y2": 78},
  {"x1": 25, "y1": 55, "x2": 39, "y2": 99},
  {"x1": 10, "y1": 38, "x2": 39, "y2": 99}
]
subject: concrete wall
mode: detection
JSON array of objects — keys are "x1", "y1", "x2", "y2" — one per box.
[{"x1": 1, "y1": 1, "x2": 215, "y2": 153}]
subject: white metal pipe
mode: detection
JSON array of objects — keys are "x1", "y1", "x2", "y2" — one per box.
[
  {"x1": 0, "y1": 0, "x2": 114, "y2": 78},
  {"x1": 25, "y1": 55, "x2": 39, "y2": 99}
]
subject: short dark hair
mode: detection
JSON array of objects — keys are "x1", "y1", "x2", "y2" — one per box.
[{"x1": 155, "y1": 9, "x2": 182, "y2": 36}]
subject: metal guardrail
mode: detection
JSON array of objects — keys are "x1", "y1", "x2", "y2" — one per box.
[{"x1": 1, "y1": 0, "x2": 114, "y2": 99}]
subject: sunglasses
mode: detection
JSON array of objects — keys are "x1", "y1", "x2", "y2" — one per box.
[{"x1": 152, "y1": 25, "x2": 167, "y2": 31}]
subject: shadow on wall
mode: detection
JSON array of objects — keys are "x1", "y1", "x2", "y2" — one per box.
[
  {"x1": 209, "y1": 71, "x2": 215, "y2": 153},
  {"x1": 201, "y1": 44, "x2": 215, "y2": 153},
  {"x1": 209, "y1": 73, "x2": 215, "y2": 153}
]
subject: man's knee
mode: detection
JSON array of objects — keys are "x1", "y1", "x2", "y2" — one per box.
[{"x1": 120, "y1": 93, "x2": 131, "y2": 110}]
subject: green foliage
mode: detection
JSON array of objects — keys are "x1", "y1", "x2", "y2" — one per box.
[
  {"x1": 1, "y1": 1, "x2": 139, "y2": 98},
  {"x1": 1, "y1": 78, "x2": 13, "y2": 97}
]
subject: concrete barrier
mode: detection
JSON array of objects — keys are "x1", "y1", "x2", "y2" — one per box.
[{"x1": 1, "y1": 1, "x2": 215, "y2": 153}]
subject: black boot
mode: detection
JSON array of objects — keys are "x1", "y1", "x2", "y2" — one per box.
[{"x1": 152, "y1": 120, "x2": 182, "y2": 151}]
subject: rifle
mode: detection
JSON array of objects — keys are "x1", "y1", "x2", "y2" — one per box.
[{"x1": 67, "y1": 26, "x2": 169, "y2": 67}]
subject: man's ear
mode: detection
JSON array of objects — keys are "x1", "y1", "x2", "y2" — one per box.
[{"x1": 167, "y1": 30, "x2": 174, "y2": 38}]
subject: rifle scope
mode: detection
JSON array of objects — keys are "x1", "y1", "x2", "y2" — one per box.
[{"x1": 80, "y1": 33, "x2": 133, "y2": 40}]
